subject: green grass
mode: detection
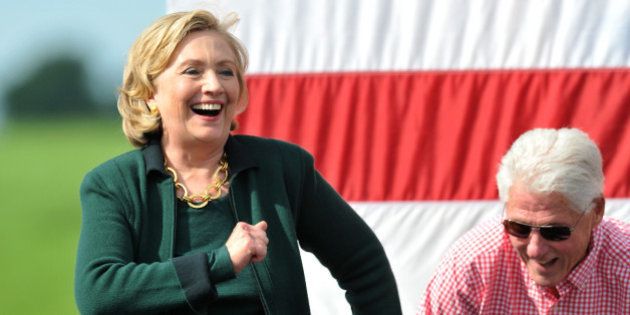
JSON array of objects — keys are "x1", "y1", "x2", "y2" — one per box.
[{"x1": 0, "y1": 119, "x2": 132, "y2": 314}]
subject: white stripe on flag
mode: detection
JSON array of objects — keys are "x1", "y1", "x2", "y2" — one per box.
[{"x1": 168, "y1": 0, "x2": 630, "y2": 72}]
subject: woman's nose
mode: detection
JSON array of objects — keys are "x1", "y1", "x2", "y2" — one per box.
[{"x1": 202, "y1": 74, "x2": 223, "y2": 94}]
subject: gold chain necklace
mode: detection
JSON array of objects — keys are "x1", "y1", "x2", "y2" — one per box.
[{"x1": 164, "y1": 153, "x2": 229, "y2": 209}]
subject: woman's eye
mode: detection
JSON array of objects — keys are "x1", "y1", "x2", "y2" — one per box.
[
  {"x1": 218, "y1": 69, "x2": 235, "y2": 77},
  {"x1": 183, "y1": 67, "x2": 200, "y2": 75}
]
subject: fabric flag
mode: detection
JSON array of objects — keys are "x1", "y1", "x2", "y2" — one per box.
[{"x1": 167, "y1": 1, "x2": 630, "y2": 314}]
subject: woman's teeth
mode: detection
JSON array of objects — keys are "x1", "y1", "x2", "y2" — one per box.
[{"x1": 191, "y1": 103, "x2": 222, "y2": 116}]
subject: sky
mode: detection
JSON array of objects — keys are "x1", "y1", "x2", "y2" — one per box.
[{"x1": 0, "y1": 0, "x2": 165, "y2": 123}]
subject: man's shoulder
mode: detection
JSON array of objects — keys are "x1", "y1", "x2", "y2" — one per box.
[
  {"x1": 425, "y1": 217, "x2": 515, "y2": 308},
  {"x1": 582, "y1": 217, "x2": 630, "y2": 296},
  {"x1": 601, "y1": 217, "x2": 630, "y2": 232},
  {"x1": 444, "y1": 218, "x2": 509, "y2": 266},
  {"x1": 598, "y1": 218, "x2": 630, "y2": 261}
]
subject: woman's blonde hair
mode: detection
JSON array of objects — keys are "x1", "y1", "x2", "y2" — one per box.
[{"x1": 118, "y1": 10, "x2": 249, "y2": 147}]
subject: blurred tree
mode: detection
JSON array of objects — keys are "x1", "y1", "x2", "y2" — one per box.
[{"x1": 6, "y1": 55, "x2": 104, "y2": 118}]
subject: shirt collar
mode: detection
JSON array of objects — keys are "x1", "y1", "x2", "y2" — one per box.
[
  {"x1": 141, "y1": 135, "x2": 259, "y2": 176},
  {"x1": 224, "y1": 135, "x2": 258, "y2": 174},
  {"x1": 143, "y1": 139, "x2": 165, "y2": 176},
  {"x1": 560, "y1": 224, "x2": 602, "y2": 292}
]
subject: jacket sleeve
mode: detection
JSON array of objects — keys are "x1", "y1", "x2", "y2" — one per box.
[
  {"x1": 294, "y1": 152, "x2": 403, "y2": 315},
  {"x1": 75, "y1": 168, "x2": 234, "y2": 314}
]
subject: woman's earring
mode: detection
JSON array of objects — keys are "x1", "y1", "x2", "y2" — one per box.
[{"x1": 147, "y1": 101, "x2": 159, "y2": 116}]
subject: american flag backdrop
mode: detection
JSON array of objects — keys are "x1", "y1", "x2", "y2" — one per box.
[{"x1": 167, "y1": 1, "x2": 630, "y2": 314}]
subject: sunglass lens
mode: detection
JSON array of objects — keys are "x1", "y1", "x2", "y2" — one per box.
[
  {"x1": 503, "y1": 221, "x2": 531, "y2": 238},
  {"x1": 540, "y1": 227, "x2": 572, "y2": 241}
]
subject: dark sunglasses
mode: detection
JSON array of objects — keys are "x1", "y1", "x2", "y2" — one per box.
[{"x1": 502, "y1": 213, "x2": 585, "y2": 241}]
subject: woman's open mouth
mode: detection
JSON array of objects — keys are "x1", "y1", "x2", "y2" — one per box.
[{"x1": 191, "y1": 103, "x2": 222, "y2": 117}]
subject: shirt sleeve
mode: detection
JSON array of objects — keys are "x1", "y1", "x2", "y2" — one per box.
[
  {"x1": 74, "y1": 169, "x2": 234, "y2": 314},
  {"x1": 294, "y1": 152, "x2": 403, "y2": 315}
]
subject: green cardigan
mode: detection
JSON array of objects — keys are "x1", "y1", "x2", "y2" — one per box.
[{"x1": 75, "y1": 135, "x2": 401, "y2": 314}]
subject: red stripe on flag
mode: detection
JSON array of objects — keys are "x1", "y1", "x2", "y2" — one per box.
[{"x1": 237, "y1": 68, "x2": 630, "y2": 201}]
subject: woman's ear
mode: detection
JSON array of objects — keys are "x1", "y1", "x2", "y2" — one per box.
[{"x1": 234, "y1": 101, "x2": 248, "y2": 115}]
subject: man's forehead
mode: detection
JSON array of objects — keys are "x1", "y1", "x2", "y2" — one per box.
[
  {"x1": 509, "y1": 184, "x2": 569, "y2": 205},
  {"x1": 506, "y1": 185, "x2": 580, "y2": 222}
]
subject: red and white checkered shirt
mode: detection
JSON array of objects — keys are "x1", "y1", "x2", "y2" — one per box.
[{"x1": 421, "y1": 217, "x2": 630, "y2": 314}]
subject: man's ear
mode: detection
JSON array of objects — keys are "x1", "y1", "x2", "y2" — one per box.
[{"x1": 592, "y1": 196, "x2": 605, "y2": 226}]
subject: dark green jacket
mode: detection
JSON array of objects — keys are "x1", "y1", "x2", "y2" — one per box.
[{"x1": 75, "y1": 135, "x2": 401, "y2": 314}]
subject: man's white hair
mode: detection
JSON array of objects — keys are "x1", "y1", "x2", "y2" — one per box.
[{"x1": 496, "y1": 128, "x2": 604, "y2": 213}]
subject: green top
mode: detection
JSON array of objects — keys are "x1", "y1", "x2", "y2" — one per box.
[
  {"x1": 175, "y1": 198, "x2": 262, "y2": 314},
  {"x1": 75, "y1": 135, "x2": 402, "y2": 314}
]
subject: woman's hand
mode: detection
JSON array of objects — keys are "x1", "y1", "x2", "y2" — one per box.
[{"x1": 225, "y1": 221, "x2": 269, "y2": 274}]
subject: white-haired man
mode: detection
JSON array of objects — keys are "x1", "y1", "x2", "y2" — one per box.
[{"x1": 422, "y1": 128, "x2": 629, "y2": 314}]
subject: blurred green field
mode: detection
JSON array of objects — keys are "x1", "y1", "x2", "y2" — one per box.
[{"x1": 0, "y1": 119, "x2": 132, "y2": 314}]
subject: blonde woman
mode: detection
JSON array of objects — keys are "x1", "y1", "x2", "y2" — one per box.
[{"x1": 75, "y1": 10, "x2": 401, "y2": 314}]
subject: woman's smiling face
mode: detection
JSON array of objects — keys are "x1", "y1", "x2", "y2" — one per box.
[{"x1": 150, "y1": 29, "x2": 245, "y2": 146}]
